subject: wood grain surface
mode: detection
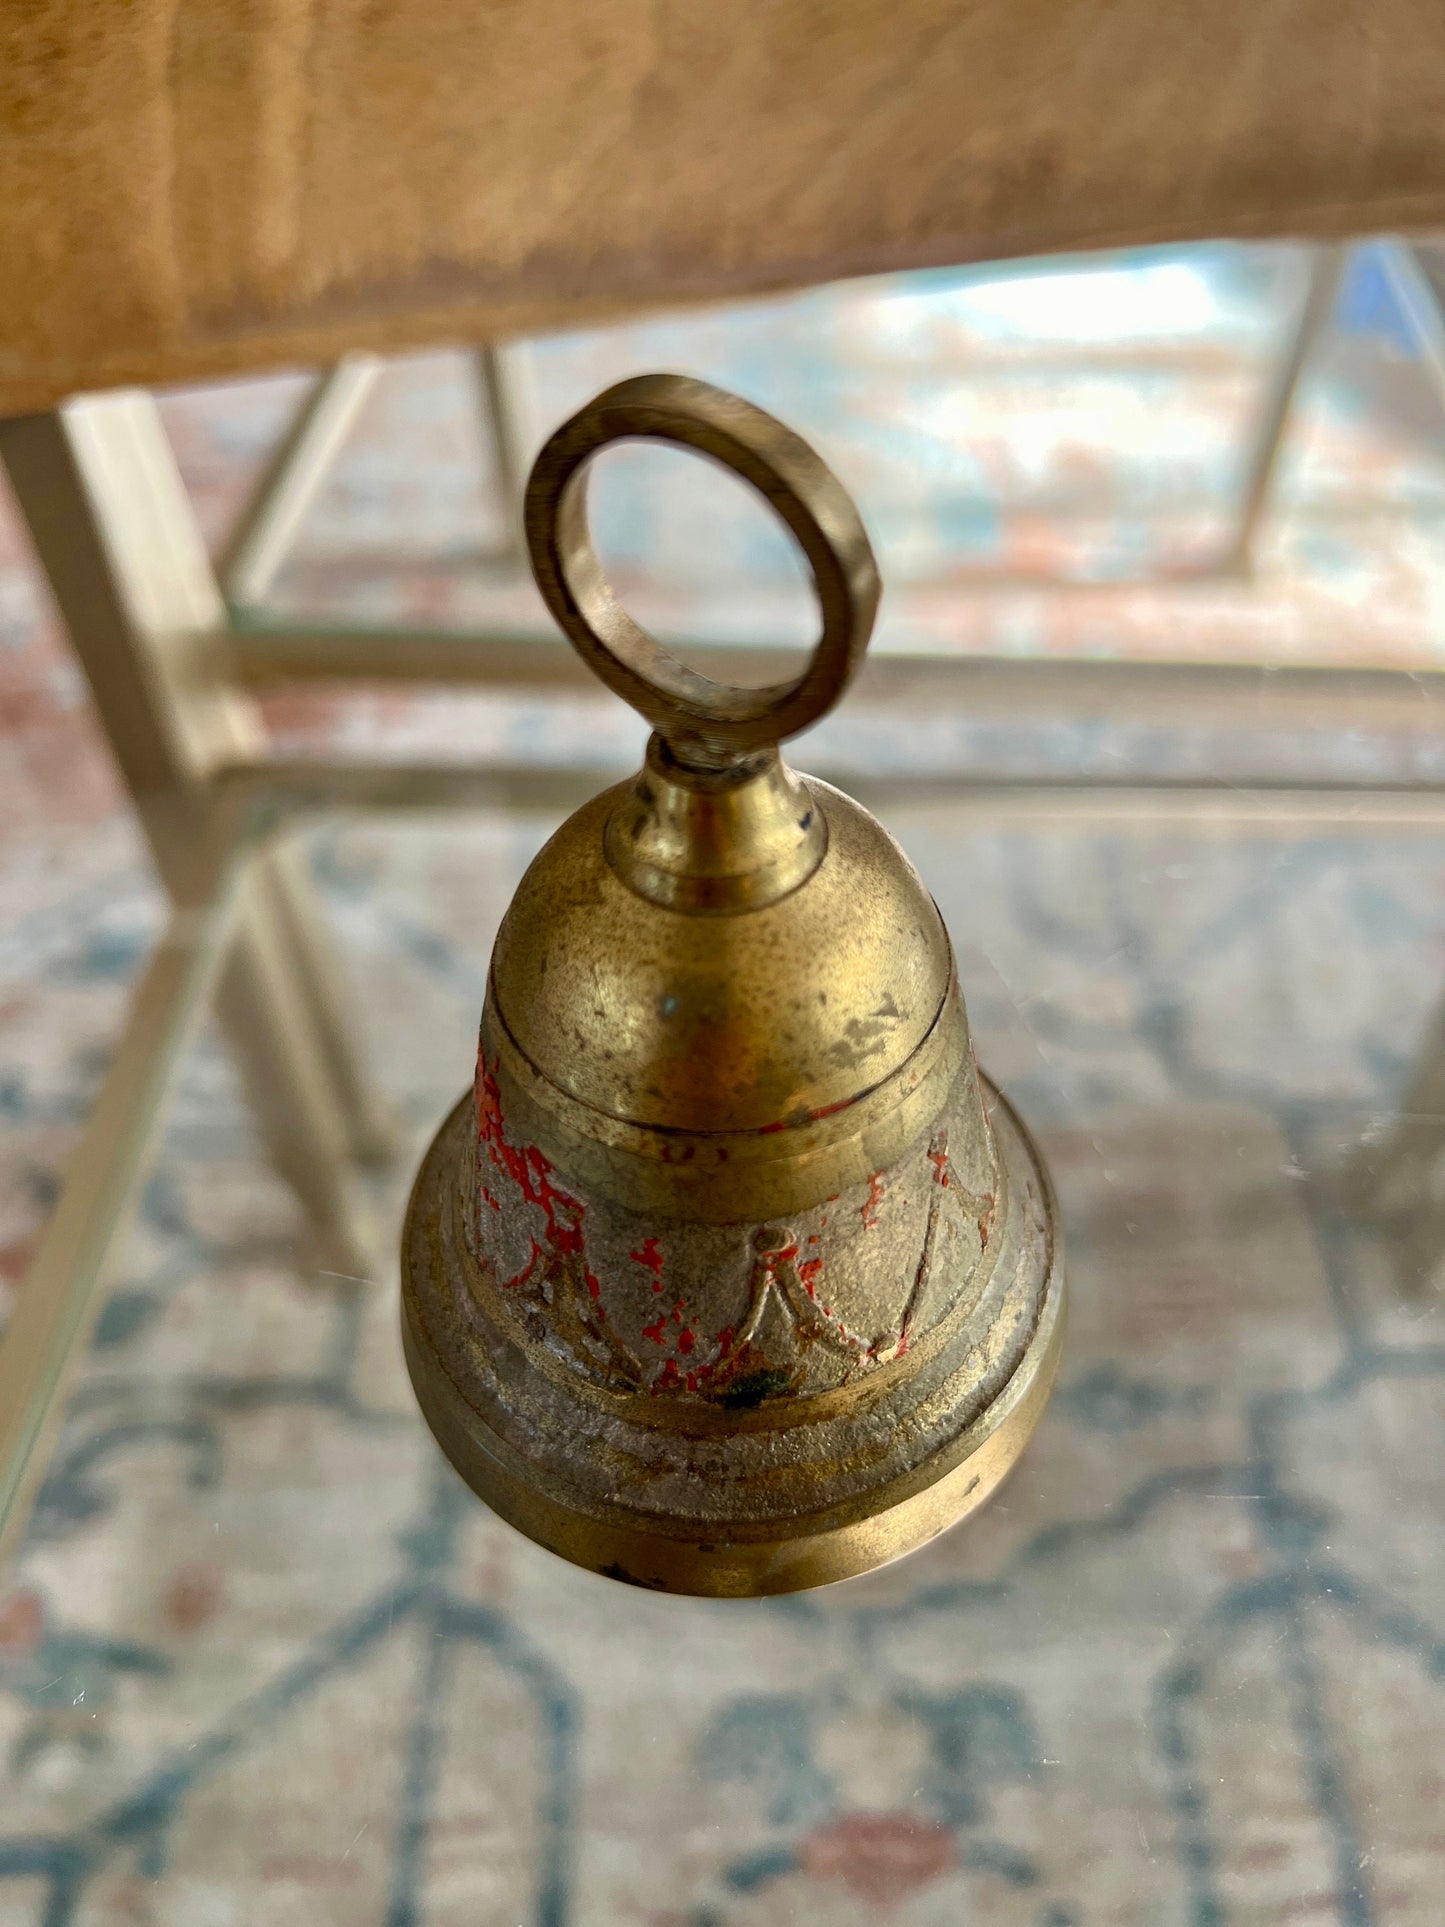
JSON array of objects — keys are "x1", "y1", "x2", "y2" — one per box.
[{"x1": 3, "y1": 2, "x2": 1445, "y2": 408}]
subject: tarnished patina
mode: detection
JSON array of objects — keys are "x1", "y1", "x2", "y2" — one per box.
[{"x1": 402, "y1": 374, "x2": 1063, "y2": 1595}]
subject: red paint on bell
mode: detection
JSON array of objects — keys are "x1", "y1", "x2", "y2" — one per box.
[
  {"x1": 760, "y1": 1093, "x2": 857, "y2": 1134},
  {"x1": 678, "y1": 1328, "x2": 696, "y2": 1355},
  {"x1": 478, "y1": 1057, "x2": 584, "y2": 1231},
  {"x1": 642, "y1": 1315, "x2": 667, "y2": 1344},
  {"x1": 862, "y1": 1172, "x2": 885, "y2": 1228},
  {"x1": 525, "y1": 1145, "x2": 572, "y2": 1230},
  {"x1": 480, "y1": 1187, "x2": 502, "y2": 1215},
  {"x1": 501, "y1": 1237, "x2": 545, "y2": 1290},
  {"x1": 479, "y1": 1057, "x2": 607, "y2": 1311},
  {"x1": 630, "y1": 1237, "x2": 665, "y2": 1278},
  {"x1": 927, "y1": 1140, "x2": 951, "y2": 1186},
  {"x1": 798, "y1": 1257, "x2": 824, "y2": 1296}
]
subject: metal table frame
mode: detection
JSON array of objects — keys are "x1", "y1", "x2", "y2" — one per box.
[{"x1": 3, "y1": 239, "x2": 1444, "y2": 1553}]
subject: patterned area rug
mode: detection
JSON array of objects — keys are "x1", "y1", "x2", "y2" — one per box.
[{"x1": 1, "y1": 245, "x2": 1443, "y2": 1924}]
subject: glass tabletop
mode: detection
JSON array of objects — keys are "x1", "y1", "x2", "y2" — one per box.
[
  {"x1": 173, "y1": 239, "x2": 1445, "y2": 675},
  {"x1": 1, "y1": 791, "x2": 1441, "y2": 1925}
]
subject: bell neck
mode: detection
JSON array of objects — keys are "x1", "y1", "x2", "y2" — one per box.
[{"x1": 603, "y1": 732, "x2": 828, "y2": 913}]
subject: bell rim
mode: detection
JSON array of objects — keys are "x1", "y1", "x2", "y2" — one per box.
[{"x1": 400, "y1": 1074, "x2": 1064, "y2": 1598}]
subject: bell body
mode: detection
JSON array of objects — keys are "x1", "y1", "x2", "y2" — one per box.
[
  {"x1": 403, "y1": 371, "x2": 1062, "y2": 1595},
  {"x1": 402, "y1": 742, "x2": 1063, "y2": 1595}
]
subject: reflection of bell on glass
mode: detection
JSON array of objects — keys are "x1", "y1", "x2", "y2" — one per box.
[{"x1": 402, "y1": 375, "x2": 1063, "y2": 1596}]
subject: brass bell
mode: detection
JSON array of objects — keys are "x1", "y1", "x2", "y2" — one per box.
[{"x1": 402, "y1": 374, "x2": 1063, "y2": 1596}]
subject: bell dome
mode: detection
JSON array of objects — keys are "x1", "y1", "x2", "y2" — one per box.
[{"x1": 490, "y1": 766, "x2": 955, "y2": 1140}]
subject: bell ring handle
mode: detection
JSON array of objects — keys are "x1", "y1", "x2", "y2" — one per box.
[{"x1": 523, "y1": 374, "x2": 881, "y2": 765}]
